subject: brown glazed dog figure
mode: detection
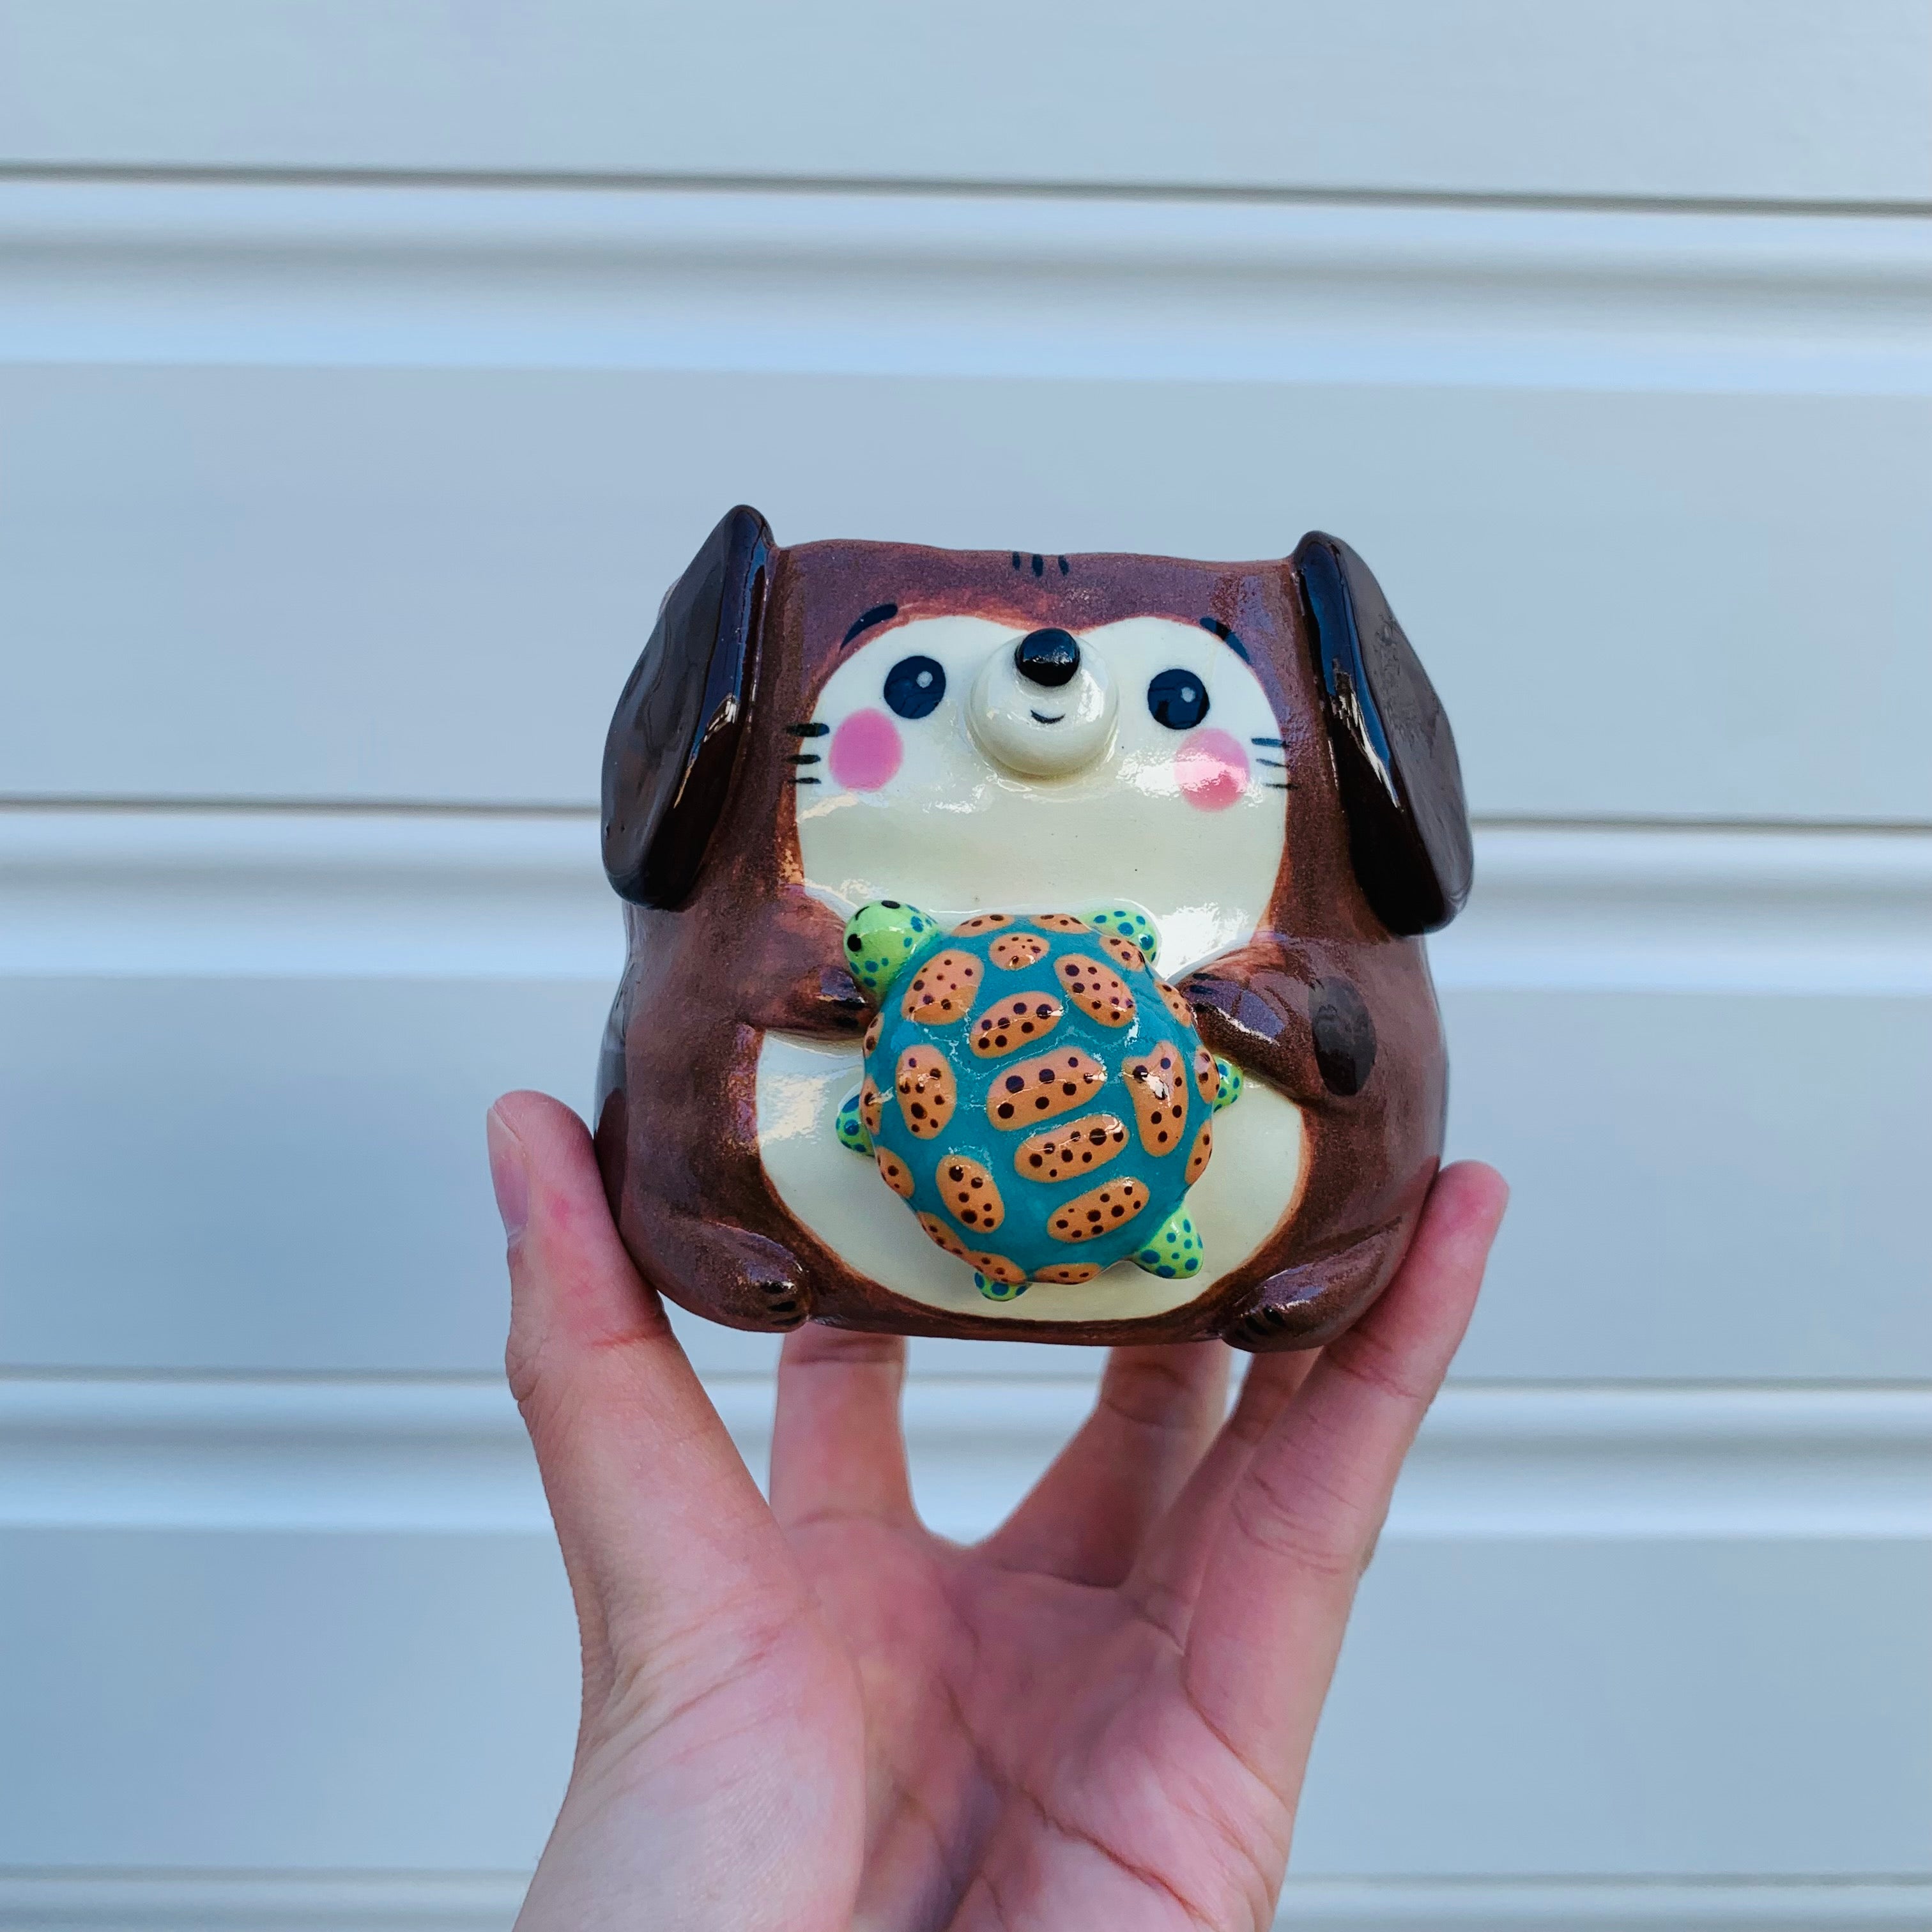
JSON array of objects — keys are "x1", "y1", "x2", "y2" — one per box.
[{"x1": 595, "y1": 506, "x2": 1471, "y2": 1350}]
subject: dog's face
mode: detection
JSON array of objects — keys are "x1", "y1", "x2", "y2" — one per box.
[
  {"x1": 604, "y1": 514, "x2": 1471, "y2": 951},
  {"x1": 792, "y1": 605, "x2": 1291, "y2": 975}
]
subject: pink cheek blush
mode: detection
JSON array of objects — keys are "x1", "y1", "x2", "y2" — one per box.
[
  {"x1": 1175, "y1": 728, "x2": 1250, "y2": 811},
  {"x1": 829, "y1": 708, "x2": 903, "y2": 792}
]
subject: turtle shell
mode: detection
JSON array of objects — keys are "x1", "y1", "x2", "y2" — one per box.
[{"x1": 860, "y1": 912, "x2": 1210, "y2": 1289}]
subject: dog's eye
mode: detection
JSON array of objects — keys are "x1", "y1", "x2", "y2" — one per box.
[
  {"x1": 884, "y1": 655, "x2": 947, "y2": 720},
  {"x1": 1146, "y1": 668, "x2": 1208, "y2": 730}
]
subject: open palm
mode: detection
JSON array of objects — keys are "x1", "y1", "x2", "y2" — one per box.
[{"x1": 488, "y1": 1091, "x2": 1506, "y2": 1932}]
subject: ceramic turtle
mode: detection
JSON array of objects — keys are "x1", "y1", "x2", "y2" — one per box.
[{"x1": 835, "y1": 900, "x2": 1241, "y2": 1300}]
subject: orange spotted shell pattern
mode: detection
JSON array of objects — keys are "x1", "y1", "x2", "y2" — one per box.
[{"x1": 838, "y1": 902, "x2": 1241, "y2": 1300}]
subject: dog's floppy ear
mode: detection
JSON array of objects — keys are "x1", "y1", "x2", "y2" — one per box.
[
  {"x1": 602, "y1": 504, "x2": 773, "y2": 908},
  {"x1": 1292, "y1": 532, "x2": 1472, "y2": 934}
]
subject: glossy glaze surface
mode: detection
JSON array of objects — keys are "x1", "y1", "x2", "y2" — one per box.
[
  {"x1": 756, "y1": 1029, "x2": 1308, "y2": 1325},
  {"x1": 595, "y1": 515, "x2": 1468, "y2": 1350},
  {"x1": 836, "y1": 909, "x2": 1230, "y2": 1297},
  {"x1": 798, "y1": 615, "x2": 1288, "y2": 974}
]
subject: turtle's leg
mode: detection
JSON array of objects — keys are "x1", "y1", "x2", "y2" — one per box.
[
  {"x1": 974, "y1": 1270, "x2": 1029, "y2": 1302},
  {"x1": 1131, "y1": 1205, "x2": 1204, "y2": 1280},
  {"x1": 1212, "y1": 1057, "x2": 1243, "y2": 1111},
  {"x1": 1078, "y1": 903, "x2": 1160, "y2": 963},
  {"x1": 834, "y1": 1089, "x2": 873, "y2": 1154}
]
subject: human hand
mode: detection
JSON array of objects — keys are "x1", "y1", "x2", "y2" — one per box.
[{"x1": 487, "y1": 1091, "x2": 1506, "y2": 1931}]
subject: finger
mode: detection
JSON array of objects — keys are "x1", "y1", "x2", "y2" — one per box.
[
  {"x1": 769, "y1": 1324, "x2": 914, "y2": 1531},
  {"x1": 1182, "y1": 1163, "x2": 1508, "y2": 1793},
  {"x1": 1123, "y1": 1345, "x2": 1320, "y2": 1639},
  {"x1": 979, "y1": 1342, "x2": 1231, "y2": 1586},
  {"x1": 489, "y1": 1091, "x2": 792, "y2": 1690}
]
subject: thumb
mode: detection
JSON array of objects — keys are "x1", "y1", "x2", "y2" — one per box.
[{"x1": 487, "y1": 1091, "x2": 793, "y2": 1703}]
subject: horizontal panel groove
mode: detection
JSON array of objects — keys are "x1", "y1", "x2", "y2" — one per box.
[
  {"x1": 2, "y1": 187, "x2": 1924, "y2": 820},
  {"x1": 1436, "y1": 827, "x2": 1932, "y2": 995},
  {"x1": 0, "y1": 1872, "x2": 526, "y2": 1929},
  {"x1": 3, "y1": 809, "x2": 1926, "y2": 993},
  {"x1": 0, "y1": 798, "x2": 600, "y2": 818},
  {"x1": 4, "y1": 1, "x2": 1927, "y2": 206},
  {"x1": 1282, "y1": 1880, "x2": 1932, "y2": 1928},
  {"x1": 12, "y1": 801, "x2": 1932, "y2": 834},
  {"x1": 0, "y1": 809, "x2": 613, "y2": 983},
  {"x1": 4, "y1": 1377, "x2": 1928, "y2": 1539},
  {"x1": 8, "y1": 160, "x2": 1932, "y2": 222},
  {"x1": 0, "y1": 1871, "x2": 1927, "y2": 1931},
  {"x1": 3, "y1": 181, "x2": 1928, "y2": 392}
]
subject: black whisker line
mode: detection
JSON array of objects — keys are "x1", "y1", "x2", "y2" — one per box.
[
  {"x1": 1264, "y1": 780, "x2": 1294, "y2": 790},
  {"x1": 1251, "y1": 735, "x2": 1285, "y2": 747},
  {"x1": 794, "y1": 775, "x2": 822, "y2": 785},
  {"x1": 787, "y1": 721, "x2": 830, "y2": 737},
  {"x1": 1256, "y1": 756, "x2": 1286, "y2": 768},
  {"x1": 788, "y1": 753, "x2": 822, "y2": 765}
]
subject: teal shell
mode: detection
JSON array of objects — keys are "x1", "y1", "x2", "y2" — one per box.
[{"x1": 842, "y1": 906, "x2": 1239, "y2": 1300}]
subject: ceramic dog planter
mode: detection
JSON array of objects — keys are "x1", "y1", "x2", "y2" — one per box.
[{"x1": 594, "y1": 507, "x2": 1471, "y2": 1351}]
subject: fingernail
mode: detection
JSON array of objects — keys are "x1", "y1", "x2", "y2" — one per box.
[{"x1": 486, "y1": 1106, "x2": 528, "y2": 1243}]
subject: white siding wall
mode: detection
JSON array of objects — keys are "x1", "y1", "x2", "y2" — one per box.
[{"x1": 1, "y1": 8, "x2": 1928, "y2": 1926}]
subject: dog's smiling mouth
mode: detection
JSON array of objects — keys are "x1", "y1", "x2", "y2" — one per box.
[{"x1": 1029, "y1": 709, "x2": 1066, "y2": 725}]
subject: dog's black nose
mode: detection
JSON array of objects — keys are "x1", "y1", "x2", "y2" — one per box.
[{"x1": 1014, "y1": 628, "x2": 1080, "y2": 688}]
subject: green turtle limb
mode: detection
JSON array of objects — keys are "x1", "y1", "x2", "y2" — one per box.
[
  {"x1": 1078, "y1": 903, "x2": 1160, "y2": 963},
  {"x1": 834, "y1": 1089, "x2": 873, "y2": 1155},
  {"x1": 1131, "y1": 1205, "x2": 1204, "y2": 1280},
  {"x1": 842, "y1": 900, "x2": 939, "y2": 999},
  {"x1": 1212, "y1": 1057, "x2": 1243, "y2": 1112},
  {"x1": 974, "y1": 1271, "x2": 1029, "y2": 1302}
]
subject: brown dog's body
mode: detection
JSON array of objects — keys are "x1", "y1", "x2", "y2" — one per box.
[{"x1": 596, "y1": 515, "x2": 1469, "y2": 1349}]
